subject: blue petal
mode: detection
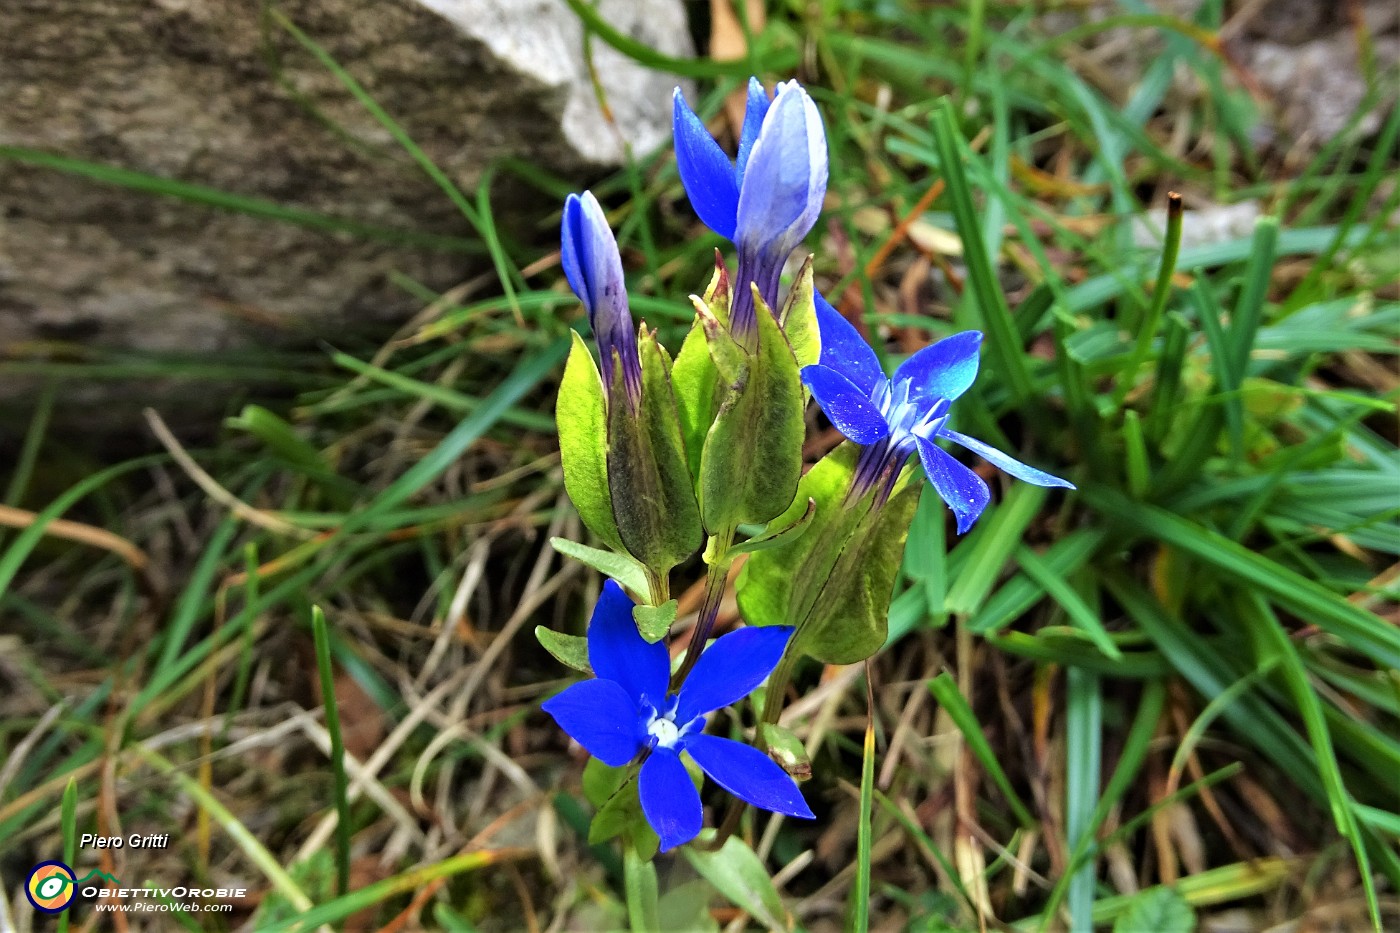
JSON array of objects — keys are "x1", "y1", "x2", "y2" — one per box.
[
  {"x1": 814, "y1": 292, "x2": 884, "y2": 394},
  {"x1": 588, "y1": 579, "x2": 671, "y2": 708},
  {"x1": 639, "y1": 747, "x2": 703, "y2": 851},
  {"x1": 672, "y1": 88, "x2": 739, "y2": 240},
  {"x1": 733, "y1": 84, "x2": 824, "y2": 257},
  {"x1": 894, "y1": 331, "x2": 983, "y2": 407},
  {"x1": 683, "y1": 734, "x2": 814, "y2": 819},
  {"x1": 541, "y1": 680, "x2": 643, "y2": 767},
  {"x1": 674, "y1": 626, "x2": 794, "y2": 724},
  {"x1": 559, "y1": 194, "x2": 592, "y2": 310},
  {"x1": 938, "y1": 429, "x2": 1076, "y2": 489},
  {"x1": 802, "y1": 365, "x2": 891, "y2": 445},
  {"x1": 915, "y1": 436, "x2": 991, "y2": 534},
  {"x1": 735, "y1": 77, "x2": 771, "y2": 186}
]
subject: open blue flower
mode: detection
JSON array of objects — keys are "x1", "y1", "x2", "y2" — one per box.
[
  {"x1": 561, "y1": 191, "x2": 642, "y2": 407},
  {"x1": 803, "y1": 294, "x2": 1075, "y2": 531},
  {"x1": 673, "y1": 78, "x2": 827, "y2": 340},
  {"x1": 542, "y1": 580, "x2": 814, "y2": 851}
]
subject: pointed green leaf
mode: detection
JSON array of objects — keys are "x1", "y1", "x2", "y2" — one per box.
[
  {"x1": 633, "y1": 599, "x2": 678, "y2": 644},
  {"x1": 583, "y1": 757, "x2": 627, "y2": 809},
  {"x1": 682, "y1": 834, "x2": 789, "y2": 933},
  {"x1": 534, "y1": 626, "x2": 591, "y2": 674},
  {"x1": 590, "y1": 769, "x2": 660, "y2": 860},
  {"x1": 550, "y1": 537, "x2": 649, "y2": 598},
  {"x1": 558, "y1": 332, "x2": 625, "y2": 552},
  {"x1": 657, "y1": 880, "x2": 720, "y2": 933},
  {"x1": 728, "y1": 498, "x2": 816, "y2": 558},
  {"x1": 699, "y1": 287, "x2": 805, "y2": 532},
  {"x1": 607, "y1": 329, "x2": 703, "y2": 576},
  {"x1": 624, "y1": 846, "x2": 661, "y2": 932}
]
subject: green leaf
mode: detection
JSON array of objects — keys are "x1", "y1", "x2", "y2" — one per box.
[
  {"x1": 728, "y1": 498, "x2": 816, "y2": 558},
  {"x1": 683, "y1": 834, "x2": 789, "y2": 933},
  {"x1": 779, "y1": 256, "x2": 821, "y2": 370},
  {"x1": 699, "y1": 288, "x2": 806, "y2": 532},
  {"x1": 1111, "y1": 886, "x2": 1195, "y2": 933},
  {"x1": 624, "y1": 846, "x2": 661, "y2": 933},
  {"x1": 607, "y1": 329, "x2": 704, "y2": 576},
  {"x1": 549, "y1": 538, "x2": 649, "y2": 599},
  {"x1": 759, "y1": 723, "x2": 811, "y2": 782},
  {"x1": 657, "y1": 879, "x2": 719, "y2": 933},
  {"x1": 582, "y1": 758, "x2": 627, "y2": 809},
  {"x1": 534, "y1": 626, "x2": 591, "y2": 674},
  {"x1": 633, "y1": 600, "x2": 678, "y2": 644},
  {"x1": 738, "y1": 445, "x2": 921, "y2": 664},
  {"x1": 558, "y1": 333, "x2": 624, "y2": 552},
  {"x1": 590, "y1": 772, "x2": 660, "y2": 860}
]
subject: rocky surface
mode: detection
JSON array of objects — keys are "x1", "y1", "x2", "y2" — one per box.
[
  {"x1": 1238, "y1": 0, "x2": 1400, "y2": 150},
  {"x1": 0, "y1": 0, "x2": 691, "y2": 361},
  {"x1": 1040, "y1": 0, "x2": 1398, "y2": 153}
]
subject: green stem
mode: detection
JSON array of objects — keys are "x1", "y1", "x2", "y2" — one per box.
[
  {"x1": 644, "y1": 566, "x2": 669, "y2": 608},
  {"x1": 759, "y1": 644, "x2": 801, "y2": 728},
  {"x1": 671, "y1": 529, "x2": 734, "y2": 689}
]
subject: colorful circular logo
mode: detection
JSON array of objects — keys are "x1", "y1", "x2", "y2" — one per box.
[{"x1": 26, "y1": 861, "x2": 77, "y2": 914}]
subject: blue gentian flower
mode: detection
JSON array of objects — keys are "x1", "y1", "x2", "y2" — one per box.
[
  {"x1": 561, "y1": 191, "x2": 642, "y2": 407},
  {"x1": 803, "y1": 295, "x2": 1075, "y2": 531},
  {"x1": 542, "y1": 580, "x2": 814, "y2": 851},
  {"x1": 673, "y1": 78, "x2": 828, "y2": 341}
]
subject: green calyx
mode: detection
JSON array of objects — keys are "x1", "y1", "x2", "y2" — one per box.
[
  {"x1": 606, "y1": 326, "x2": 704, "y2": 580},
  {"x1": 557, "y1": 332, "x2": 626, "y2": 553},
  {"x1": 737, "y1": 443, "x2": 922, "y2": 665},
  {"x1": 697, "y1": 285, "x2": 807, "y2": 533}
]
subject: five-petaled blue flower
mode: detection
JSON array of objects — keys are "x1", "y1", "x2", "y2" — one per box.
[
  {"x1": 804, "y1": 295, "x2": 1075, "y2": 531},
  {"x1": 561, "y1": 190, "x2": 642, "y2": 407},
  {"x1": 673, "y1": 78, "x2": 827, "y2": 342},
  {"x1": 543, "y1": 580, "x2": 814, "y2": 851}
]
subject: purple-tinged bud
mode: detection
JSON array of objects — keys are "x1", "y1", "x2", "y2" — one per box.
[
  {"x1": 730, "y1": 82, "x2": 828, "y2": 334},
  {"x1": 673, "y1": 79, "x2": 829, "y2": 344},
  {"x1": 561, "y1": 191, "x2": 642, "y2": 407}
]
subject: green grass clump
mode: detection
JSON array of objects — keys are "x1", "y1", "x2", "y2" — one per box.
[{"x1": 2, "y1": 1, "x2": 1396, "y2": 930}]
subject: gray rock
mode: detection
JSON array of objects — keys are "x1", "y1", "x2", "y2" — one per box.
[{"x1": 0, "y1": 0, "x2": 691, "y2": 365}]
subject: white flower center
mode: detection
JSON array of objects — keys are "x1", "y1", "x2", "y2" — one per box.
[{"x1": 648, "y1": 717, "x2": 681, "y2": 749}]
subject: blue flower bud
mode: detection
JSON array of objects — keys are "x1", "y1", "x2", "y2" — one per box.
[
  {"x1": 673, "y1": 78, "x2": 828, "y2": 342},
  {"x1": 561, "y1": 191, "x2": 642, "y2": 406}
]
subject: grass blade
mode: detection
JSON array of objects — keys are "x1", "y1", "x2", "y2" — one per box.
[
  {"x1": 852, "y1": 663, "x2": 877, "y2": 932},
  {"x1": 929, "y1": 99, "x2": 1034, "y2": 403},
  {"x1": 1063, "y1": 668, "x2": 1101, "y2": 933},
  {"x1": 312, "y1": 605, "x2": 352, "y2": 899},
  {"x1": 928, "y1": 673, "x2": 1036, "y2": 829}
]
